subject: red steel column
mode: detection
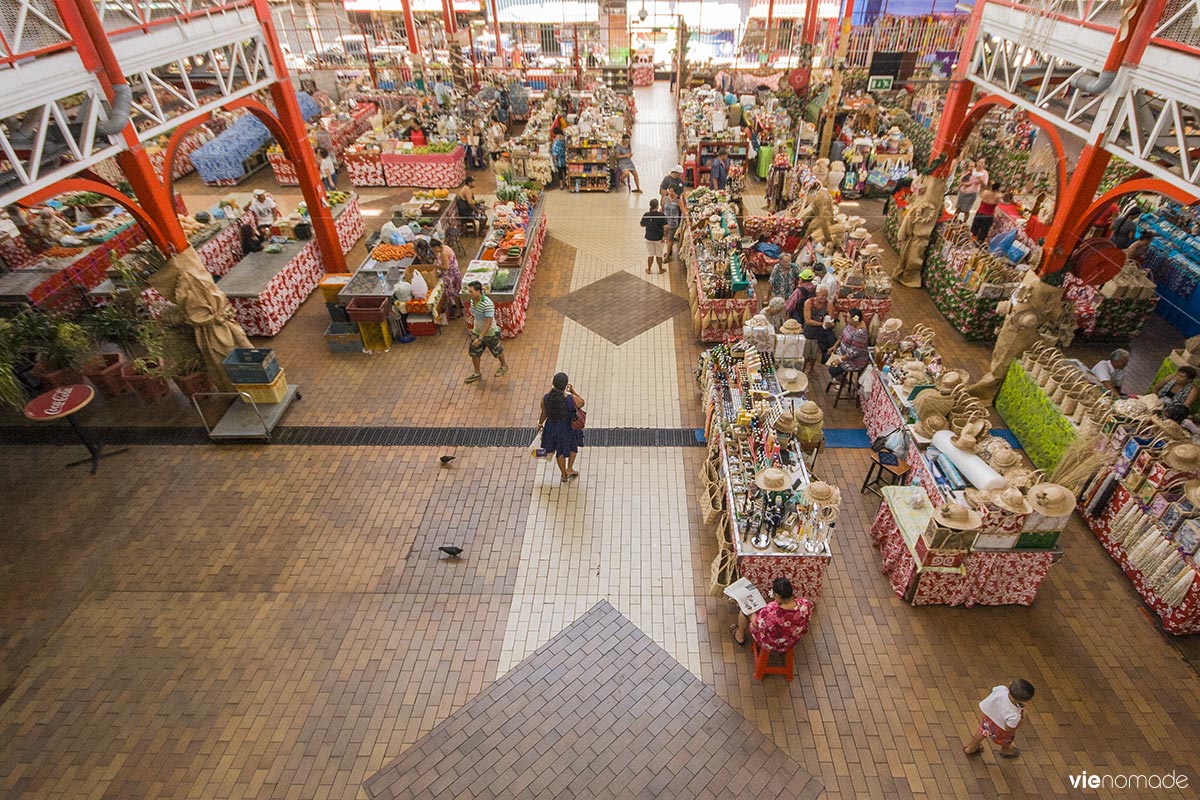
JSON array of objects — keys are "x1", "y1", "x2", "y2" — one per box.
[
  {"x1": 442, "y1": 0, "x2": 456, "y2": 34},
  {"x1": 930, "y1": 0, "x2": 986, "y2": 168},
  {"x1": 60, "y1": 0, "x2": 188, "y2": 253},
  {"x1": 252, "y1": 0, "x2": 347, "y2": 273},
  {"x1": 400, "y1": 0, "x2": 420, "y2": 54},
  {"x1": 1039, "y1": 143, "x2": 1111, "y2": 274},
  {"x1": 489, "y1": 0, "x2": 504, "y2": 66},
  {"x1": 802, "y1": 0, "x2": 820, "y2": 46},
  {"x1": 766, "y1": 0, "x2": 775, "y2": 62}
]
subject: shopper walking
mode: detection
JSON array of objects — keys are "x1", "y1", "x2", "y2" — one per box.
[
  {"x1": 464, "y1": 281, "x2": 509, "y2": 384},
  {"x1": 954, "y1": 157, "x2": 988, "y2": 220},
  {"x1": 537, "y1": 372, "x2": 585, "y2": 482},
  {"x1": 963, "y1": 680, "x2": 1035, "y2": 758},
  {"x1": 550, "y1": 133, "x2": 568, "y2": 190},
  {"x1": 640, "y1": 199, "x2": 668, "y2": 273},
  {"x1": 318, "y1": 147, "x2": 338, "y2": 191},
  {"x1": 663, "y1": 188, "x2": 683, "y2": 259}
]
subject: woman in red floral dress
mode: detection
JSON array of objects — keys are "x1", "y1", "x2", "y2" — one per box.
[{"x1": 732, "y1": 577, "x2": 814, "y2": 650}]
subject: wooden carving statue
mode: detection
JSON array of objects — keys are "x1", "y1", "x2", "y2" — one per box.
[
  {"x1": 799, "y1": 183, "x2": 838, "y2": 244},
  {"x1": 895, "y1": 175, "x2": 946, "y2": 288}
]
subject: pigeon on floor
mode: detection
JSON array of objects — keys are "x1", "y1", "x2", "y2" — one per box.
[
  {"x1": 440, "y1": 455, "x2": 455, "y2": 466},
  {"x1": 438, "y1": 546, "x2": 464, "y2": 558}
]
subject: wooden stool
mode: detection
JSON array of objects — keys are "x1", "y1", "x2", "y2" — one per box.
[
  {"x1": 860, "y1": 451, "x2": 911, "y2": 496},
  {"x1": 825, "y1": 368, "x2": 862, "y2": 408},
  {"x1": 751, "y1": 639, "x2": 795, "y2": 681}
]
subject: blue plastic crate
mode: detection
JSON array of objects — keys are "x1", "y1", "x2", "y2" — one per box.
[
  {"x1": 327, "y1": 302, "x2": 350, "y2": 323},
  {"x1": 324, "y1": 322, "x2": 362, "y2": 353},
  {"x1": 221, "y1": 348, "x2": 280, "y2": 384}
]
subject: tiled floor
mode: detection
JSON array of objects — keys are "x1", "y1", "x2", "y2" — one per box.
[{"x1": 2, "y1": 81, "x2": 1200, "y2": 800}]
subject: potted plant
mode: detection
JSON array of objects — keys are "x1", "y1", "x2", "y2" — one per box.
[
  {"x1": 0, "y1": 317, "x2": 30, "y2": 411},
  {"x1": 80, "y1": 301, "x2": 142, "y2": 397},
  {"x1": 119, "y1": 321, "x2": 171, "y2": 402},
  {"x1": 161, "y1": 325, "x2": 212, "y2": 399},
  {"x1": 21, "y1": 314, "x2": 94, "y2": 389}
]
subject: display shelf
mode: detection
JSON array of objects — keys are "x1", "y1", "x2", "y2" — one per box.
[
  {"x1": 566, "y1": 143, "x2": 611, "y2": 193},
  {"x1": 994, "y1": 361, "x2": 1078, "y2": 474}
]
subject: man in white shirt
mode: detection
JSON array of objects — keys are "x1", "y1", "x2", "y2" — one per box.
[
  {"x1": 812, "y1": 261, "x2": 838, "y2": 302},
  {"x1": 249, "y1": 189, "x2": 279, "y2": 228},
  {"x1": 1090, "y1": 349, "x2": 1129, "y2": 395},
  {"x1": 318, "y1": 148, "x2": 337, "y2": 191}
]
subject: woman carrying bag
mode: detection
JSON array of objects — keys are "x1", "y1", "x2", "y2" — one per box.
[{"x1": 537, "y1": 372, "x2": 586, "y2": 482}]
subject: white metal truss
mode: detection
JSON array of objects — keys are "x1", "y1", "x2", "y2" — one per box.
[
  {"x1": 123, "y1": 35, "x2": 274, "y2": 141},
  {"x1": 92, "y1": 0, "x2": 240, "y2": 31},
  {"x1": 0, "y1": 0, "x2": 73, "y2": 65},
  {"x1": 1104, "y1": 72, "x2": 1200, "y2": 197}
]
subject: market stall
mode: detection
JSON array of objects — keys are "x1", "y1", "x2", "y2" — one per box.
[
  {"x1": 925, "y1": 221, "x2": 1022, "y2": 341},
  {"x1": 189, "y1": 92, "x2": 320, "y2": 186},
  {"x1": 382, "y1": 146, "x2": 466, "y2": 188},
  {"x1": 683, "y1": 188, "x2": 757, "y2": 343},
  {"x1": 462, "y1": 192, "x2": 547, "y2": 339},
  {"x1": 700, "y1": 343, "x2": 836, "y2": 603},
  {"x1": 677, "y1": 88, "x2": 751, "y2": 188},
  {"x1": 147, "y1": 124, "x2": 215, "y2": 181},
  {"x1": 268, "y1": 102, "x2": 376, "y2": 185},
  {"x1": 220, "y1": 240, "x2": 323, "y2": 337}
]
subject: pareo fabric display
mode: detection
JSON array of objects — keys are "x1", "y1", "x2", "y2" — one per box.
[{"x1": 190, "y1": 92, "x2": 320, "y2": 184}]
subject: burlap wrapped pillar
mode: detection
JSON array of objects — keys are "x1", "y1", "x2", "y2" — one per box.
[{"x1": 969, "y1": 271, "x2": 1068, "y2": 402}]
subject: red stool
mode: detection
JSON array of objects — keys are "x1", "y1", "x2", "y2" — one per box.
[{"x1": 751, "y1": 639, "x2": 795, "y2": 681}]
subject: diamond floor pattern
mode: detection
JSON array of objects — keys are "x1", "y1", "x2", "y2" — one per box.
[{"x1": 548, "y1": 270, "x2": 690, "y2": 346}]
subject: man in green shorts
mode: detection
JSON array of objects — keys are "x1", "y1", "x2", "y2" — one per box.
[{"x1": 465, "y1": 280, "x2": 509, "y2": 384}]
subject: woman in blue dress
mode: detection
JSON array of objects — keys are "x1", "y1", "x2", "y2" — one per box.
[{"x1": 538, "y1": 372, "x2": 586, "y2": 482}]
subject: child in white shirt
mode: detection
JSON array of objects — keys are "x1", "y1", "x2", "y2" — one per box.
[{"x1": 964, "y1": 679, "x2": 1035, "y2": 758}]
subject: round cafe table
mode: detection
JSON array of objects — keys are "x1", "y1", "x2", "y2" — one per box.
[{"x1": 23, "y1": 384, "x2": 127, "y2": 474}]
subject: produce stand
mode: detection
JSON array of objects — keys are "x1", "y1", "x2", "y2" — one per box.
[
  {"x1": 381, "y1": 146, "x2": 466, "y2": 188},
  {"x1": 870, "y1": 486, "x2": 1061, "y2": 606},
  {"x1": 0, "y1": 220, "x2": 144, "y2": 311},
  {"x1": 701, "y1": 346, "x2": 833, "y2": 603},
  {"x1": 268, "y1": 103, "x2": 376, "y2": 185},
  {"x1": 462, "y1": 194, "x2": 547, "y2": 339},
  {"x1": 344, "y1": 147, "x2": 386, "y2": 187}
]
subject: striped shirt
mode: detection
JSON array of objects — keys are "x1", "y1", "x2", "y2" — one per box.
[{"x1": 471, "y1": 294, "x2": 496, "y2": 337}]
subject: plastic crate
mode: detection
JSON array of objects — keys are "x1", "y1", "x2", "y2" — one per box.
[
  {"x1": 319, "y1": 274, "x2": 353, "y2": 303},
  {"x1": 327, "y1": 302, "x2": 350, "y2": 323},
  {"x1": 234, "y1": 369, "x2": 287, "y2": 404},
  {"x1": 358, "y1": 320, "x2": 392, "y2": 352},
  {"x1": 324, "y1": 322, "x2": 362, "y2": 353},
  {"x1": 346, "y1": 296, "x2": 391, "y2": 323},
  {"x1": 407, "y1": 313, "x2": 438, "y2": 336},
  {"x1": 222, "y1": 348, "x2": 280, "y2": 384}
]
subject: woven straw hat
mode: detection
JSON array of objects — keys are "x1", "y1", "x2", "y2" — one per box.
[
  {"x1": 988, "y1": 484, "x2": 1033, "y2": 515},
  {"x1": 1164, "y1": 443, "x2": 1200, "y2": 472},
  {"x1": 796, "y1": 401, "x2": 824, "y2": 425},
  {"x1": 938, "y1": 370, "x2": 969, "y2": 392},
  {"x1": 850, "y1": 226, "x2": 870, "y2": 240},
  {"x1": 807, "y1": 481, "x2": 838, "y2": 506},
  {"x1": 774, "y1": 414, "x2": 797, "y2": 435},
  {"x1": 754, "y1": 467, "x2": 791, "y2": 492},
  {"x1": 932, "y1": 502, "x2": 983, "y2": 531},
  {"x1": 1012, "y1": 310, "x2": 1040, "y2": 330},
  {"x1": 1027, "y1": 483, "x2": 1075, "y2": 517},
  {"x1": 780, "y1": 318, "x2": 804, "y2": 334},
  {"x1": 913, "y1": 413, "x2": 948, "y2": 439},
  {"x1": 1184, "y1": 479, "x2": 1200, "y2": 508},
  {"x1": 880, "y1": 318, "x2": 902, "y2": 334},
  {"x1": 990, "y1": 447, "x2": 1022, "y2": 470},
  {"x1": 777, "y1": 367, "x2": 809, "y2": 393}
]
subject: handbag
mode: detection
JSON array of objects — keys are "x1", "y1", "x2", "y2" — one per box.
[{"x1": 572, "y1": 407, "x2": 587, "y2": 430}]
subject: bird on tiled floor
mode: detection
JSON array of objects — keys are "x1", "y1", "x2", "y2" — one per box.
[
  {"x1": 440, "y1": 455, "x2": 455, "y2": 466},
  {"x1": 438, "y1": 546, "x2": 464, "y2": 558}
]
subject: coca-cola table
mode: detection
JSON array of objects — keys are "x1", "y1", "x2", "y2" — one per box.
[
  {"x1": 23, "y1": 384, "x2": 127, "y2": 474},
  {"x1": 381, "y1": 146, "x2": 467, "y2": 188},
  {"x1": 870, "y1": 486, "x2": 1061, "y2": 606}
]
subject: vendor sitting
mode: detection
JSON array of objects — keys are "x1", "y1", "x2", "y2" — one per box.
[
  {"x1": 240, "y1": 222, "x2": 266, "y2": 254},
  {"x1": 456, "y1": 176, "x2": 487, "y2": 226},
  {"x1": 732, "y1": 577, "x2": 813, "y2": 650},
  {"x1": 1150, "y1": 365, "x2": 1200, "y2": 409},
  {"x1": 1090, "y1": 349, "x2": 1129, "y2": 395},
  {"x1": 30, "y1": 206, "x2": 72, "y2": 249}
]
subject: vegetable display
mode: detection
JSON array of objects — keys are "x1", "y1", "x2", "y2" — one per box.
[{"x1": 370, "y1": 242, "x2": 415, "y2": 262}]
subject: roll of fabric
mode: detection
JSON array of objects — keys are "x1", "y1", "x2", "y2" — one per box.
[{"x1": 931, "y1": 429, "x2": 1006, "y2": 490}]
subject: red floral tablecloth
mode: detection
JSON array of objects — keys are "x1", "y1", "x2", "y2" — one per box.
[
  {"x1": 1080, "y1": 484, "x2": 1200, "y2": 634},
  {"x1": 229, "y1": 242, "x2": 324, "y2": 337},
  {"x1": 30, "y1": 224, "x2": 145, "y2": 311},
  {"x1": 267, "y1": 151, "x2": 300, "y2": 186},
  {"x1": 345, "y1": 150, "x2": 386, "y2": 186},
  {"x1": 149, "y1": 129, "x2": 206, "y2": 181},
  {"x1": 336, "y1": 195, "x2": 364, "y2": 255},
  {"x1": 864, "y1": 368, "x2": 905, "y2": 440},
  {"x1": 835, "y1": 296, "x2": 892, "y2": 323},
  {"x1": 196, "y1": 217, "x2": 248, "y2": 278},
  {"x1": 738, "y1": 553, "x2": 831, "y2": 604},
  {"x1": 0, "y1": 235, "x2": 34, "y2": 269},
  {"x1": 381, "y1": 147, "x2": 467, "y2": 188},
  {"x1": 871, "y1": 499, "x2": 1057, "y2": 606},
  {"x1": 633, "y1": 64, "x2": 654, "y2": 86}
]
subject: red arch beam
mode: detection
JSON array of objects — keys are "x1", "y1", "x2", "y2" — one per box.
[{"x1": 18, "y1": 178, "x2": 171, "y2": 252}]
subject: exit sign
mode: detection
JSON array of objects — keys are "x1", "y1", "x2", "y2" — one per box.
[{"x1": 868, "y1": 75, "x2": 894, "y2": 91}]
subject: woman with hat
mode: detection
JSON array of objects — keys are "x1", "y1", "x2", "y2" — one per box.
[
  {"x1": 537, "y1": 372, "x2": 586, "y2": 482},
  {"x1": 802, "y1": 285, "x2": 837, "y2": 373},
  {"x1": 764, "y1": 296, "x2": 789, "y2": 332},
  {"x1": 826, "y1": 307, "x2": 871, "y2": 381},
  {"x1": 732, "y1": 575, "x2": 814, "y2": 649}
]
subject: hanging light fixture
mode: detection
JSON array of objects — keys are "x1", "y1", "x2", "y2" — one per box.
[{"x1": 638, "y1": 0, "x2": 648, "y2": 22}]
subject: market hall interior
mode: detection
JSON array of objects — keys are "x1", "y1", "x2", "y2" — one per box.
[{"x1": 2, "y1": 81, "x2": 1200, "y2": 800}]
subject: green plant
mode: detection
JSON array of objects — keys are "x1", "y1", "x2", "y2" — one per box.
[
  {"x1": 16, "y1": 313, "x2": 93, "y2": 372},
  {"x1": 83, "y1": 301, "x2": 143, "y2": 356},
  {"x1": 158, "y1": 325, "x2": 206, "y2": 378},
  {"x1": 128, "y1": 356, "x2": 166, "y2": 378},
  {"x1": 0, "y1": 318, "x2": 29, "y2": 411}
]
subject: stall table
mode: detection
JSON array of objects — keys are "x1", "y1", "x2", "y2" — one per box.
[
  {"x1": 220, "y1": 240, "x2": 324, "y2": 337},
  {"x1": 0, "y1": 222, "x2": 144, "y2": 311},
  {"x1": 861, "y1": 365, "x2": 945, "y2": 504},
  {"x1": 0, "y1": 234, "x2": 35, "y2": 269},
  {"x1": 381, "y1": 146, "x2": 467, "y2": 188},
  {"x1": 683, "y1": 225, "x2": 758, "y2": 343},
  {"x1": 870, "y1": 486, "x2": 1060, "y2": 606},
  {"x1": 345, "y1": 148, "x2": 386, "y2": 187},
  {"x1": 995, "y1": 360, "x2": 1077, "y2": 474},
  {"x1": 463, "y1": 196, "x2": 547, "y2": 338}
]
